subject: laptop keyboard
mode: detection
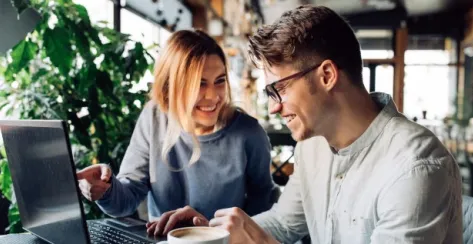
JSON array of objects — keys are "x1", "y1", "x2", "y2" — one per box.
[{"x1": 88, "y1": 221, "x2": 151, "y2": 244}]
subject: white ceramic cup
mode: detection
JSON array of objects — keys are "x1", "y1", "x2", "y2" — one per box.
[{"x1": 156, "y1": 227, "x2": 230, "y2": 244}]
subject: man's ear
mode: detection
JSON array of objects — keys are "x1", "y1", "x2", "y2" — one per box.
[{"x1": 319, "y1": 60, "x2": 339, "y2": 92}]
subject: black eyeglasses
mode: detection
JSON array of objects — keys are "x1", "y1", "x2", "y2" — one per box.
[{"x1": 264, "y1": 63, "x2": 321, "y2": 103}]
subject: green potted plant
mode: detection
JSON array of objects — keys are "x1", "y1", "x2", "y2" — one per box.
[{"x1": 0, "y1": 0, "x2": 156, "y2": 233}]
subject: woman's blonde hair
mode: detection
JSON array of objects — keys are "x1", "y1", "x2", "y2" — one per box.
[{"x1": 150, "y1": 30, "x2": 235, "y2": 168}]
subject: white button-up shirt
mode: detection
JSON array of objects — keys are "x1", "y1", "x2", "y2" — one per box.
[{"x1": 254, "y1": 93, "x2": 462, "y2": 244}]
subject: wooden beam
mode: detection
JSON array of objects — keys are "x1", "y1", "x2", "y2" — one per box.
[
  {"x1": 363, "y1": 58, "x2": 395, "y2": 65},
  {"x1": 393, "y1": 27, "x2": 407, "y2": 112},
  {"x1": 457, "y1": 51, "x2": 466, "y2": 120},
  {"x1": 183, "y1": 0, "x2": 208, "y2": 30},
  {"x1": 457, "y1": 7, "x2": 473, "y2": 121},
  {"x1": 464, "y1": 7, "x2": 473, "y2": 46}
]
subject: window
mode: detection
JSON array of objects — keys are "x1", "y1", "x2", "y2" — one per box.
[
  {"x1": 73, "y1": 0, "x2": 114, "y2": 27},
  {"x1": 403, "y1": 53, "x2": 456, "y2": 120},
  {"x1": 362, "y1": 65, "x2": 393, "y2": 95},
  {"x1": 375, "y1": 65, "x2": 393, "y2": 96},
  {"x1": 120, "y1": 9, "x2": 172, "y2": 92},
  {"x1": 403, "y1": 36, "x2": 457, "y2": 121},
  {"x1": 361, "y1": 50, "x2": 394, "y2": 59},
  {"x1": 362, "y1": 67, "x2": 370, "y2": 91},
  {"x1": 121, "y1": 9, "x2": 161, "y2": 50},
  {"x1": 356, "y1": 29, "x2": 394, "y2": 59}
]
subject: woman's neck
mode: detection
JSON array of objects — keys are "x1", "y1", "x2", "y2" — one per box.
[{"x1": 194, "y1": 125, "x2": 217, "y2": 136}]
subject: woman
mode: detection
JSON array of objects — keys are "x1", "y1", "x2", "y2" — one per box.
[{"x1": 77, "y1": 30, "x2": 276, "y2": 237}]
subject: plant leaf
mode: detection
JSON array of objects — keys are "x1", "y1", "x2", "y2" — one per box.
[
  {"x1": 67, "y1": 111, "x2": 92, "y2": 149},
  {"x1": 74, "y1": 4, "x2": 91, "y2": 25},
  {"x1": 9, "y1": 40, "x2": 38, "y2": 73},
  {"x1": 57, "y1": 10, "x2": 92, "y2": 61},
  {"x1": 0, "y1": 102, "x2": 10, "y2": 112},
  {"x1": 77, "y1": 65, "x2": 96, "y2": 96},
  {"x1": 31, "y1": 68, "x2": 49, "y2": 81},
  {"x1": 73, "y1": 22, "x2": 92, "y2": 60},
  {"x1": 0, "y1": 146, "x2": 7, "y2": 158},
  {"x1": 0, "y1": 159, "x2": 12, "y2": 202},
  {"x1": 96, "y1": 71, "x2": 120, "y2": 104},
  {"x1": 10, "y1": 0, "x2": 30, "y2": 15},
  {"x1": 7, "y1": 203, "x2": 22, "y2": 233},
  {"x1": 43, "y1": 27, "x2": 73, "y2": 75},
  {"x1": 4, "y1": 66, "x2": 15, "y2": 81}
]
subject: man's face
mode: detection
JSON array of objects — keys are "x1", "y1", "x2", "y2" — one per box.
[{"x1": 265, "y1": 64, "x2": 334, "y2": 141}]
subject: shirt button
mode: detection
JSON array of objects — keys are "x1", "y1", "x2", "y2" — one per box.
[{"x1": 336, "y1": 174, "x2": 344, "y2": 180}]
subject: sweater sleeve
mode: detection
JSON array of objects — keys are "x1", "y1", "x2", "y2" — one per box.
[
  {"x1": 243, "y1": 120, "x2": 277, "y2": 216},
  {"x1": 96, "y1": 102, "x2": 155, "y2": 217}
]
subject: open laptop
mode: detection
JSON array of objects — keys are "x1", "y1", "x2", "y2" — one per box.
[{"x1": 0, "y1": 120, "x2": 164, "y2": 244}]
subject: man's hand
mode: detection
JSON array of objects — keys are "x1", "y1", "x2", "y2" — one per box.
[
  {"x1": 76, "y1": 164, "x2": 112, "y2": 201},
  {"x1": 209, "y1": 207, "x2": 279, "y2": 244},
  {"x1": 146, "y1": 206, "x2": 209, "y2": 237}
]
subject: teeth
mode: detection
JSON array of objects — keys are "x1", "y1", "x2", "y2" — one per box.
[{"x1": 198, "y1": 105, "x2": 217, "y2": 112}]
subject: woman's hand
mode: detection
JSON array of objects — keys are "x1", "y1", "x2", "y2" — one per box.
[
  {"x1": 146, "y1": 206, "x2": 209, "y2": 237},
  {"x1": 76, "y1": 164, "x2": 112, "y2": 201}
]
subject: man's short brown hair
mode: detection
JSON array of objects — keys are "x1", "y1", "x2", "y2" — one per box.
[{"x1": 248, "y1": 5, "x2": 363, "y2": 86}]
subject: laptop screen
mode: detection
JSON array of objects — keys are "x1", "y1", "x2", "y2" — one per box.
[{"x1": 0, "y1": 120, "x2": 90, "y2": 244}]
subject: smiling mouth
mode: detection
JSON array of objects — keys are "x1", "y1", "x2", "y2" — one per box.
[{"x1": 197, "y1": 104, "x2": 218, "y2": 112}]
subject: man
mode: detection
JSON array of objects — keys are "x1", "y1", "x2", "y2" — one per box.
[{"x1": 147, "y1": 5, "x2": 462, "y2": 244}]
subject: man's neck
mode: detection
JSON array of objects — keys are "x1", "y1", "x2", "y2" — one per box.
[{"x1": 324, "y1": 89, "x2": 381, "y2": 151}]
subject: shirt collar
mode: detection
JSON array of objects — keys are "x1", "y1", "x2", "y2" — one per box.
[{"x1": 332, "y1": 92, "x2": 400, "y2": 156}]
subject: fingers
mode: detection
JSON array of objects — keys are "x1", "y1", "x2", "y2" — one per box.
[
  {"x1": 76, "y1": 164, "x2": 101, "y2": 181},
  {"x1": 155, "y1": 210, "x2": 176, "y2": 236},
  {"x1": 193, "y1": 217, "x2": 209, "y2": 226},
  {"x1": 148, "y1": 207, "x2": 209, "y2": 237},
  {"x1": 100, "y1": 165, "x2": 112, "y2": 182},
  {"x1": 90, "y1": 182, "x2": 111, "y2": 200},
  {"x1": 146, "y1": 222, "x2": 158, "y2": 236},
  {"x1": 209, "y1": 216, "x2": 229, "y2": 227},
  {"x1": 210, "y1": 208, "x2": 245, "y2": 231},
  {"x1": 163, "y1": 209, "x2": 187, "y2": 234},
  {"x1": 76, "y1": 171, "x2": 85, "y2": 180},
  {"x1": 77, "y1": 164, "x2": 112, "y2": 182},
  {"x1": 162, "y1": 206, "x2": 208, "y2": 235},
  {"x1": 78, "y1": 180, "x2": 91, "y2": 200},
  {"x1": 78, "y1": 179, "x2": 110, "y2": 201},
  {"x1": 214, "y1": 207, "x2": 242, "y2": 217}
]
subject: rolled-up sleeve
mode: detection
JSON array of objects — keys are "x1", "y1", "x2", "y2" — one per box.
[
  {"x1": 252, "y1": 144, "x2": 309, "y2": 244},
  {"x1": 371, "y1": 157, "x2": 462, "y2": 244}
]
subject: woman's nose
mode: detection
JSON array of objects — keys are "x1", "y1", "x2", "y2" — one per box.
[{"x1": 204, "y1": 86, "x2": 219, "y2": 101}]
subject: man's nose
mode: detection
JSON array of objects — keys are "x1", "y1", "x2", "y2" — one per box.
[{"x1": 268, "y1": 99, "x2": 282, "y2": 114}]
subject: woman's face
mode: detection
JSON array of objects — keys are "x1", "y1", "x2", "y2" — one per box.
[{"x1": 192, "y1": 54, "x2": 227, "y2": 134}]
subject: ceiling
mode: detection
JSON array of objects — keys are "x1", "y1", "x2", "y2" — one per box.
[
  {"x1": 310, "y1": 0, "x2": 473, "y2": 16},
  {"x1": 259, "y1": 0, "x2": 473, "y2": 37}
]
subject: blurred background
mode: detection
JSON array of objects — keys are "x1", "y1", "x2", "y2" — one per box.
[{"x1": 1, "y1": 0, "x2": 473, "y2": 236}]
